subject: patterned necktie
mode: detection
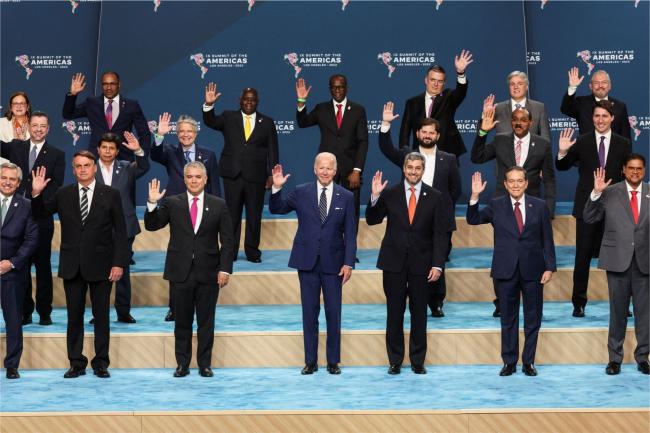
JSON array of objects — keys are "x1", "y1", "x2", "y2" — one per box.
[
  {"x1": 514, "y1": 201, "x2": 524, "y2": 233},
  {"x1": 80, "y1": 187, "x2": 89, "y2": 224},
  {"x1": 631, "y1": 191, "x2": 639, "y2": 224},
  {"x1": 190, "y1": 197, "x2": 198, "y2": 230},
  {"x1": 105, "y1": 99, "x2": 114, "y2": 129},
  {"x1": 598, "y1": 136, "x2": 606, "y2": 168},
  {"x1": 319, "y1": 187, "x2": 327, "y2": 223},
  {"x1": 515, "y1": 139, "x2": 523, "y2": 166},
  {"x1": 244, "y1": 116, "x2": 252, "y2": 140},
  {"x1": 408, "y1": 187, "x2": 416, "y2": 224},
  {"x1": 336, "y1": 104, "x2": 343, "y2": 129},
  {"x1": 184, "y1": 150, "x2": 192, "y2": 164},
  {"x1": 29, "y1": 145, "x2": 38, "y2": 172},
  {"x1": 0, "y1": 197, "x2": 8, "y2": 225}
]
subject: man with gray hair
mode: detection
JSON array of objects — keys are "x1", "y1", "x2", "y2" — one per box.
[
  {"x1": 561, "y1": 67, "x2": 631, "y2": 139},
  {"x1": 366, "y1": 152, "x2": 448, "y2": 375},
  {"x1": 483, "y1": 71, "x2": 550, "y2": 141}
]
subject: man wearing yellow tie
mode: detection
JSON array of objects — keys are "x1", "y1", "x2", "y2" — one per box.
[{"x1": 203, "y1": 84, "x2": 279, "y2": 263}]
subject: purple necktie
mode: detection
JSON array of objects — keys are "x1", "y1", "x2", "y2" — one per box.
[
  {"x1": 105, "y1": 99, "x2": 114, "y2": 129},
  {"x1": 190, "y1": 197, "x2": 198, "y2": 229},
  {"x1": 598, "y1": 136, "x2": 606, "y2": 168},
  {"x1": 427, "y1": 96, "x2": 435, "y2": 117}
]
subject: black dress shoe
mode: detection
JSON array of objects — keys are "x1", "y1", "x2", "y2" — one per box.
[
  {"x1": 199, "y1": 367, "x2": 214, "y2": 377},
  {"x1": 326, "y1": 363, "x2": 341, "y2": 375},
  {"x1": 22, "y1": 316, "x2": 32, "y2": 325},
  {"x1": 572, "y1": 306, "x2": 585, "y2": 318},
  {"x1": 431, "y1": 306, "x2": 445, "y2": 318},
  {"x1": 247, "y1": 257, "x2": 262, "y2": 263},
  {"x1": 89, "y1": 318, "x2": 95, "y2": 324},
  {"x1": 38, "y1": 316, "x2": 53, "y2": 326},
  {"x1": 605, "y1": 362, "x2": 621, "y2": 375},
  {"x1": 637, "y1": 362, "x2": 649, "y2": 375},
  {"x1": 522, "y1": 364, "x2": 538, "y2": 376},
  {"x1": 173, "y1": 366, "x2": 190, "y2": 377},
  {"x1": 63, "y1": 367, "x2": 86, "y2": 378},
  {"x1": 301, "y1": 364, "x2": 318, "y2": 375},
  {"x1": 628, "y1": 310, "x2": 633, "y2": 318},
  {"x1": 6, "y1": 368, "x2": 20, "y2": 379},
  {"x1": 355, "y1": 257, "x2": 360, "y2": 263},
  {"x1": 117, "y1": 314, "x2": 136, "y2": 324},
  {"x1": 130, "y1": 258, "x2": 136, "y2": 265},
  {"x1": 165, "y1": 310, "x2": 175, "y2": 322},
  {"x1": 411, "y1": 365, "x2": 427, "y2": 374},
  {"x1": 93, "y1": 367, "x2": 110, "y2": 378},
  {"x1": 499, "y1": 364, "x2": 516, "y2": 376},
  {"x1": 492, "y1": 307, "x2": 500, "y2": 318},
  {"x1": 387, "y1": 364, "x2": 401, "y2": 375}
]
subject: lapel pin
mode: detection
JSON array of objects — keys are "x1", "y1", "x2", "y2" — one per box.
[
  {"x1": 205, "y1": 207, "x2": 209, "y2": 212},
  {"x1": 528, "y1": 203, "x2": 532, "y2": 208},
  {"x1": 531, "y1": 142, "x2": 535, "y2": 147},
  {"x1": 198, "y1": 155, "x2": 202, "y2": 160},
  {"x1": 258, "y1": 118, "x2": 263, "y2": 123},
  {"x1": 423, "y1": 192, "x2": 427, "y2": 196},
  {"x1": 347, "y1": 106, "x2": 351, "y2": 111},
  {"x1": 13, "y1": 203, "x2": 18, "y2": 207}
]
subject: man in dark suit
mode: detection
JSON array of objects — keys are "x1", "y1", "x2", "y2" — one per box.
[
  {"x1": 62, "y1": 72, "x2": 151, "y2": 160},
  {"x1": 95, "y1": 132, "x2": 150, "y2": 323},
  {"x1": 556, "y1": 101, "x2": 632, "y2": 317},
  {"x1": 145, "y1": 162, "x2": 234, "y2": 378},
  {"x1": 203, "y1": 84, "x2": 278, "y2": 263},
  {"x1": 378, "y1": 102, "x2": 460, "y2": 317},
  {"x1": 366, "y1": 154, "x2": 448, "y2": 375},
  {"x1": 0, "y1": 162, "x2": 38, "y2": 379},
  {"x1": 560, "y1": 68, "x2": 631, "y2": 139},
  {"x1": 484, "y1": 71, "x2": 551, "y2": 141},
  {"x1": 399, "y1": 50, "x2": 474, "y2": 158},
  {"x1": 1, "y1": 112, "x2": 65, "y2": 326},
  {"x1": 467, "y1": 168, "x2": 556, "y2": 376},
  {"x1": 584, "y1": 157, "x2": 649, "y2": 376},
  {"x1": 31, "y1": 151, "x2": 129, "y2": 379},
  {"x1": 269, "y1": 153, "x2": 357, "y2": 375},
  {"x1": 295, "y1": 75, "x2": 368, "y2": 236}
]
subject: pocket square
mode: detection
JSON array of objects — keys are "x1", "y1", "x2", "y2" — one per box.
[{"x1": 335, "y1": 207, "x2": 342, "y2": 210}]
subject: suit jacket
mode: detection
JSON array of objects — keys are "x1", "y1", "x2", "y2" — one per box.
[
  {"x1": 150, "y1": 140, "x2": 220, "y2": 197},
  {"x1": 378, "y1": 130, "x2": 460, "y2": 230},
  {"x1": 583, "y1": 181, "x2": 649, "y2": 274},
  {"x1": 269, "y1": 182, "x2": 356, "y2": 273},
  {"x1": 203, "y1": 109, "x2": 278, "y2": 183},
  {"x1": 32, "y1": 183, "x2": 129, "y2": 281},
  {"x1": 96, "y1": 155, "x2": 150, "y2": 238},
  {"x1": 144, "y1": 193, "x2": 234, "y2": 283},
  {"x1": 365, "y1": 183, "x2": 447, "y2": 274},
  {"x1": 471, "y1": 132, "x2": 556, "y2": 216},
  {"x1": 62, "y1": 94, "x2": 151, "y2": 160},
  {"x1": 494, "y1": 99, "x2": 551, "y2": 141},
  {"x1": 555, "y1": 131, "x2": 631, "y2": 218},
  {"x1": 1, "y1": 195, "x2": 38, "y2": 283},
  {"x1": 560, "y1": 93, "x2": 631, "y2": 139},
  {"x1": 466, "y1": 194, "x2": 556, "y2": 281},
  {"x1": 297, "y1": 101, "x2": 369, "y2": 179},
  {"x1": 1, "y1": 139, "x2": 66, "y2": 204},
  {"x1": 399, "y1": 81, "x2": 468, "y2": 156}
]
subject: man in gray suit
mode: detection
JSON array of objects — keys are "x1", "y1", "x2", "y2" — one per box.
[
  {"x1": 584, "y1": 154, "x2": 649, "y2": 376},
  {"x1": 95, "y1": 131, "x2": 149, "y2": 323},
  {"x1": 483, "y1": 71, "x2": 550, "y2": 141}
]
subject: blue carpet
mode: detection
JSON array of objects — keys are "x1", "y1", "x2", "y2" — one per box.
[
  {"x1": 42, "y1": 246, "x2": 594, "y2": 274},
  {"x1": 11, "y1": 302, "x2": 627, "y2": 335},
  {"x1": 1, "y1": 365, "x2": 647, "y2": 412}
]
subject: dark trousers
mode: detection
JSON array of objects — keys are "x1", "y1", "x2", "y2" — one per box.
[
  {"x1": 495, "y1": 267, "x2": 543, "y2": 365},
  {"x1": 336, "y1": 171, "x2": 361, "y2": 235},
  {"x1": 383, "y1": 268, "x2": 429, "y2": 366},
  {"x1": 606, "y1": 256, "x2": 649, "y2": 364},
  {"x1": 23, "y1": 217, "x2": 54, "y2": 319},
  {"x1": 429, "y1": 232, "x2": 452, "y2": 309},
  {"x1": 114, "y1": 237, "x2": 134, "y2": 317},
  {"x1": 572, "y1": 218, "x2": 604, "y2": 308},
  {"x1": 171, "y1": 263, "x2": 219, "y2": 369},
  {"x1": 64, "y1": 272, "x2": 111, "y2": 370},
  {"x1": 222, "y1": 176, "x2": 265, "y2": 261},
  {"x1": 1, "y1": 279, "x2": 24, "y2": 368},
  {"x1": 297, "y1": 257, "x2": 343, "y2": 365}
]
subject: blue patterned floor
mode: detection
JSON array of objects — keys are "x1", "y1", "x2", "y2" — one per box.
[
  {"x1": 1, "y1": 365, "x2": 647, "y2": 413},
  {"x1": 11, "y1": 302, "x2": 627, "y2": 335}
]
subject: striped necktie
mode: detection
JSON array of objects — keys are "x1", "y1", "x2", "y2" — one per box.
[
  {"x1": 80, "y1": 187, "x2": 89, "y2": 224},
  {"x1": 319, "y1": 187, "x2": 327, "y2": 223}
]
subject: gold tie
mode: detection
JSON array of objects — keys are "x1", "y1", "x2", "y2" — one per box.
[{"x1": 244, "y1": 116, "x2": 252, "y2": 140}]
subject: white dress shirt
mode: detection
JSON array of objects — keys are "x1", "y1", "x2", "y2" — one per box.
[
  {"x1": 241, "y1": 111, "x2": 257, "y2": 135},
  {"x1": 419, "y1": 147, "x2": 437, "y2": 187},
  {"x1": 317, "y1": 181, "x2": 334, "y2": 215},
  {"x1": 511, "y1": 98, "x2": 527, "y2": 111},
  {"x1": 513, "y1": 132, "x2": 531, "y2": 167},
  {"x1": 99, "y1": 161, "x2": 115, "y2": 186},
  {"x1": 28, "y1": 140, "x2": 45, "y2": 160}
]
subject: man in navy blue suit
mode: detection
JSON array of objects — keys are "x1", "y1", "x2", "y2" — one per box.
[
  {"x1": 467, "y1": 167, "x2": 556, "y2": 376},
  {"x1": 269, "y1": 153, "x2": 357, "y2": 375},
  {"x1": 63, "y1": 72, "x2": 151, "y2": 161},
  {"x1": 0, "y1": 162, "x2": 38, "y2": 379}
]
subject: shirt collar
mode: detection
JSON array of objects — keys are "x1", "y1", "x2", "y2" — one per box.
[
  {"x1": 0, "y1": 193, "x2": 14, "y2": 202},
  {"x1": 29, "y1": 140, "x2": 45, "y2": 151},
  {"x1": 626, "y1": 181, "x2": 641, "y2": 193},
  {"x1": 182, "y1": 143, "x2": 196, "y2": 154},
  {"x1": 404, "y1": 180, "x2": 422, "y2": 192},
  {"x1": 317, "y1": 181, "x2": 333, "y2": 192},
  {"x1": 594, "y1": 96, "x2": 609, "y2": 102},
  {"x1": 332, "y1": 98, "x2": 347, "y2": 109},
  {"x1": 510, "y1": 195, "x2": 525, "y2": 206},
  {"x1": 514, "y1": 132, "x2": 531, "y2": 144},
  {"x1": 78, "y1": 179, "x2": 96, "y2": 192},
  {"x1": 597, "y1": 130, "x2": 612, "y2": 141},
  {"x1": 241, "y1": 111, "x2": 257, "y2": 119},
  {"x1": 187, "y1": 190, "x2": 205, "y2": 203},
  {"x1": 511, "y1": 97, "x2": 527, "y2": 108},
  {"x1": 104, "y1": 94, "x2": 120, "y2": 104}
]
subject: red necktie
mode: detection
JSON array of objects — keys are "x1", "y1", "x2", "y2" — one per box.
[
  {"x1": 631, "y1": 191, "x2": 639, "y2": 224},
  {"x1": 408, "y1": 187, "x2": 416, "y2": 224},
  {"x1": 105, "y1": 99, "x2": 114, "y2": 129},
  {"x1": 190, "y1": 197, "x2": 198, "y2": 229},
  {"x1": 336, "y1": 104, "x2": 343, "y2": 129},
  {"x1": 514, "y1": 201, "x2": 524, "y2": 234}
]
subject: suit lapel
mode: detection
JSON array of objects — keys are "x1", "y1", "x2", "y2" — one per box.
[
  {"x1": 195, "y1": 195, "x2": 210, "y2": 236},
  {"x1": 503, "y1": 195, "x2": 520, "y2": 236},
  {"x1": 324, "y1": 185, "x2": 342, "y2": 224},
  {"x1": 110, "y1": 98, "x2": 127, "y2": 129},
  {"x1": 638, "y1": 183, "x2": 649, "y2": 226},
  {"x1": 1, "y1": 196, "x2": 19, "y2": 228},
  {"x1": 411, "y1": 185, "x2": 429, "y2": 225},
  {"x1": 522, "y1": 136, "x2": 538, "y2": 168},
  {"x1": 86, "y1": 185, "x2": 102, "y2": 222},
  {"x1": 95, "y1": 165, "x2": 106, "y2": 185},
  {"x1": 327, "y1": 101, "x2": 339, "y2": 133},
  {"x1": 311, "y1": 182, "x2": 321, "y2": 221},
  {"x1": 616, "y1": 183, "x2": 636, "y2": 225},
  {"x1": 506, "y1": 134, "x2": 517, "y2": 167}
]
